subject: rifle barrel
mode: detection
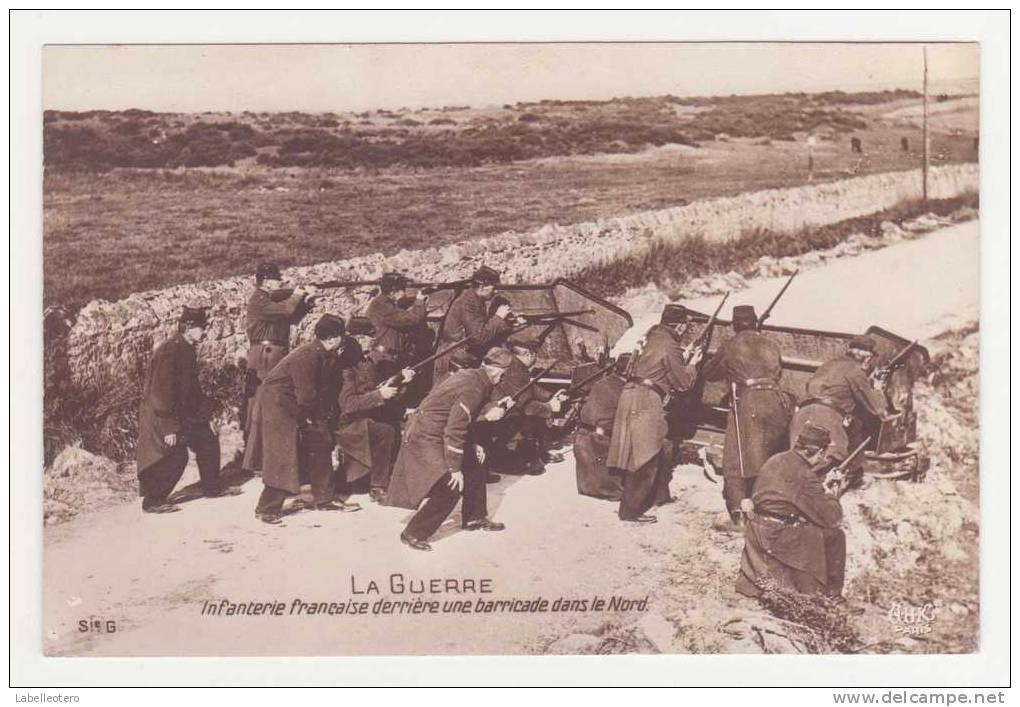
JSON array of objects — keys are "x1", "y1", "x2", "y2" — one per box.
[{"x1": 759, "y1": 269, "x2": 799, "y2": 325}]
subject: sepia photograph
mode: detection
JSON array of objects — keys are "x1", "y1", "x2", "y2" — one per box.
[{"x1": 10, "y1": 9, "x2": 1011, "y2": 692}]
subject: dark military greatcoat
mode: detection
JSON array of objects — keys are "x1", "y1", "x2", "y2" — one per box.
[
  {"x1": 607, "y1": 324, "x2": 698, "y2": 474},
  {"x1": 703, "y1": 329, "x2": 790, "y2": 477},
  {"x1": 136, "y1": 333, "x2": 212, "y2": 475},
  {"x1": 386, "y1": 368, "x2": 494, "y2": 509},
  {"x1": 735, "y1": 450, "x2": 846, "y2": 598},
  {"x1": 432, "y1": 289, "x2": 512, "y2": 381},
  {"x1": 574, "y1": 372, "x2": 626, "y2": 499},
  {"x1": 243, "y1": 340, "x2": 336, "y2": 494}
]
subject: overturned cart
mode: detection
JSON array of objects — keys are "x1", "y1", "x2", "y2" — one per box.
[{"x1": 672, "y1": 313, "x2": 931, "y2": 481}]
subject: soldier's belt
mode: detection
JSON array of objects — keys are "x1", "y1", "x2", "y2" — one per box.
[
  {"x1": 739, "y1": 377, "x2": 780, "y2": 391},
  {"x1": 627, "y1": 377, "x2": 667, "y2": 399},
  {"x1": 577, "y1": 422, "x2": 608, "y2": 436},
  {"x1": 754, "y1": 509, "x2": 806, "y2": 526},
  {"x1": 797, "y1": 397, "x2": 850, "y2": 416}
]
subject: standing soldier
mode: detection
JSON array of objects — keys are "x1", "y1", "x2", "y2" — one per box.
[
  {"x1": 136, "y1": 307, "x2": 241, "y2": 514},
  {"x1": 478, "y1": 339, "x2": 567, "y2": 478},
  {"x1": 386, "y1": 347, "x2": 516, "y2": 551},
  {"x1": 735, "y1": 424, "x2": 848, "y2": 603},
  {"x1": 789, "y1": 336, "x2": 894, "y2": 478},
  {"x1": 244, "y1": 314, "x2": 359, "y2": 525},
  {"x1": 574, "y1": 354, "x2": 630, "y2": 500},
  {"x1": 702, "y1": 305, "x2": 790, "y2": 530},
  {"x1": 607, "y1": 304, "x2": 702, "y2": 524},
  {"x1": 242, "y1": 263, "x2": 314, "y2": 434},
  {"x1": 334, "y1": 317, "x2": 406, "y2": 504},
  {"x1": 365, "y1": 272, "x2": 427, "y2": 379},
  {"x1": 431, "y1": 266, "x2": 513, "y2": 384}
]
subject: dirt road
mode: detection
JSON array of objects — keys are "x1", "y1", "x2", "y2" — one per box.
[{"x1": 43, "y1": 220, "x2": 979, "y2": 658}]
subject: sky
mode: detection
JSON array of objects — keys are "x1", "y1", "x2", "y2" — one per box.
[{"x1": 43, "y1": 43, "x2": 980, "y2": 113}]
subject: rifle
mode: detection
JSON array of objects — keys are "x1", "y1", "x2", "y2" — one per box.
[
  {"x1": 731, "y1": 381, "x2": 747, "y2": 479},
  {"x1": 312, "y1": 278, "x2": 473, "y2": 293},
  {"x1": 822, "y1": 436, "x2": 872, "y2": 494},
  {"x1": 684, "y1": 291, "x2": 729, "y2": 363},
  {"x1": 494, "y1": 361, "x2": 561, "y2": 412},
  {"x1": 559, "y1": 360, "x2": 618, "y2": 400},
  {"x1": 376, "y1": 335, "x2": 472, "y2": 390},
  {"x1": 758, "y1": 269, "x2": 799, "y2": 328},
  {"x1": 515, "y1": 308, "x2": 595, "y2": 323},
  {"x1": 872, "y1": 340, "x2": 919, "y2": 381}
]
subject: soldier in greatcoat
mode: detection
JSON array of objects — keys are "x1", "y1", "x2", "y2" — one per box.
[
  {"x1": 475, "y1": 339, "x2": 566, "y2": 478},
  {"x1": 241, "y1": 263, "x2": 315, "y2": 434},
  {"x1": 574, "y1": 354, "x2": 630, "y2": 501},
  {"x1": 431, "y1": 266, "x2": 513, "y2": 384},
  {"x1": 789, "y1": 335, "x2": 895, "y2": 474},
  {"x1": 386, "y1": 347, "x2": 515, "y2": 551},
  {"x1": 136, "y1": 307, "x2": 240, "y2": 513},
  {"x1": 735, "y1": 424, "x2": 847, "y2": 601},
  {"x1": 334, "y1": 317, "x2": 407, "y2": 504},
  {"x1": 702, "y1": 305, "x2": 791, "y2": 528},
  {"x1": 607, "y1": 304, "x2": 702, "y2": 523},
  {"x1": 244, "y1": 314, "x2": 359, "y2": 524}
]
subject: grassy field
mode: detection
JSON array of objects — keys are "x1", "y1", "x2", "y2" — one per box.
[{"x1": 43, "y1": 92, "x2": 978, "y2": 309}]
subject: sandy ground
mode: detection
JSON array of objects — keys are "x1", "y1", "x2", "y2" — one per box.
[{"x1": 43, "y1": 220, "x2": 979, "y2": 657}]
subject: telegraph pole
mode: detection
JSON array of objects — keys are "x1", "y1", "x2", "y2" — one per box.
[{"x1": 922, "y1": 45, "x2": 929, "y2": 201}]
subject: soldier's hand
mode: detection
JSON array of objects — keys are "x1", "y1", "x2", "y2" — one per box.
[
  {"x1": 447, "y1": 471, "x2": 464, "y2": 492},
  {"x1": 162, "y1": 433, "x2": 177, "y2": 448},
  {"x1": 331, "y1": 448, "x2": 341, "y2": 469},
  {"x1": 495, "y1": 304, "x2": 512, "y2": 319},
  {"x1": 549, "y1": 391, "x2": 568, "y2": 413},
  {"x1": 474, "y1": 445, "x2": 486, "y2": 465},
  {"x1": 401, "y1": 368, "x2": 415, "y2": 383},
  {"x1": 415, "y1": 290, "x2": 427, "y2": 302},
  {"x1": 379, "y1": 384, "x2": 400, "y2": 400},
  {"x1": 482, "y1": 404, "x2": 508, "y2": 422},
  {"x1": 740, "y1": 498, "x2": 755, "y2": 516},
  {"x1": 687, "y1": 347, "x2": 704, "y2": 367}
]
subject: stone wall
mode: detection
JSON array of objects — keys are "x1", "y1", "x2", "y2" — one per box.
[{"x1": 64, "y1": 164, "x2": 978, "y2": 389}]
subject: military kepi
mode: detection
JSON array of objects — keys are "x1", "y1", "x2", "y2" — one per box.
[
  {"x1": 732, "y1": 305, "x2": 758, "y2": 327},
  {"x1": 660, "y1": 303, "x2": 689, "y2": 326},
  {"x1": 346, "y1": 316, "x2": 375, "y2": 337},
  {"x1": 471, "y1": 265, "x2": 501, "y2": 286},
  {"x1": 179, "y1": 306, "x2": 209, "y2": 329},
  {"x1": 796, "y1": 422, "x2": 831, "y2": 448},
  {"x1": 314, "y1": 314, "x2": 346, "y2": 339}
]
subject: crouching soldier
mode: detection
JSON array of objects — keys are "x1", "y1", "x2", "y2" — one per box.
[
  {"x1": 735, "y1": 424, "x2": 848, "y2": 603},
  {"x1": 608, "y1": 304, "x2": 703, "y2": 524},
  {"x1": 477, "y1": 339, "x2": 567, "y2": 478},
  {"x1": 789, "y1": 335, "x2": 895, "y2": 483},
  {"x1": 136, "y1": 306, "x2": 241, "y2": 514},
  {"x1": 574, "y1": 354, "x2": 630, "y2": 500},
  {"x1": 386, "y1": 347, "x2": 515, "y2": 551},
  {"x1": 244, "y1": 314, "x2": 360, "y2": 524},
  {"x1": 702, "y1": 305, "x2": 790, "y2": 529},
  {"x1": 334, "y1": 317, "x2": 404, "y2": 504}
]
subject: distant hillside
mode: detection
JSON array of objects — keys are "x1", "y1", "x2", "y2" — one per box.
[{"x1": 42, "y1": 90, "x2": 920, "y2": 171}]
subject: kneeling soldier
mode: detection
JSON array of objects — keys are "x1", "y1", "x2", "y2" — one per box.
[
  {"x1": 335, "y1": 317, "x2": 404, "y2": 504},
  {"x1": 386, "y1": 347, "x2": 515, "y2": 551},
  {"x1": 789, "y1": 335, "x2": 895, "y2": 480},
  {"x1": 136, "y1": 306, "x2": 240, "y2": 513},
  {"x1": 736, "y1": 424, "x2": 847, "y2": 602},
  {"x1": 245, "y1": 314, "x2": 360, "y2": 524},
  {"x1": 477, "y1": 339, "x2": 566, "y2": 478}
]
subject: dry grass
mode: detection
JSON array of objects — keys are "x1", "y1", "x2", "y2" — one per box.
[{"x1": 45, "y1": 125, "x2": 976, "y2": 309}]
